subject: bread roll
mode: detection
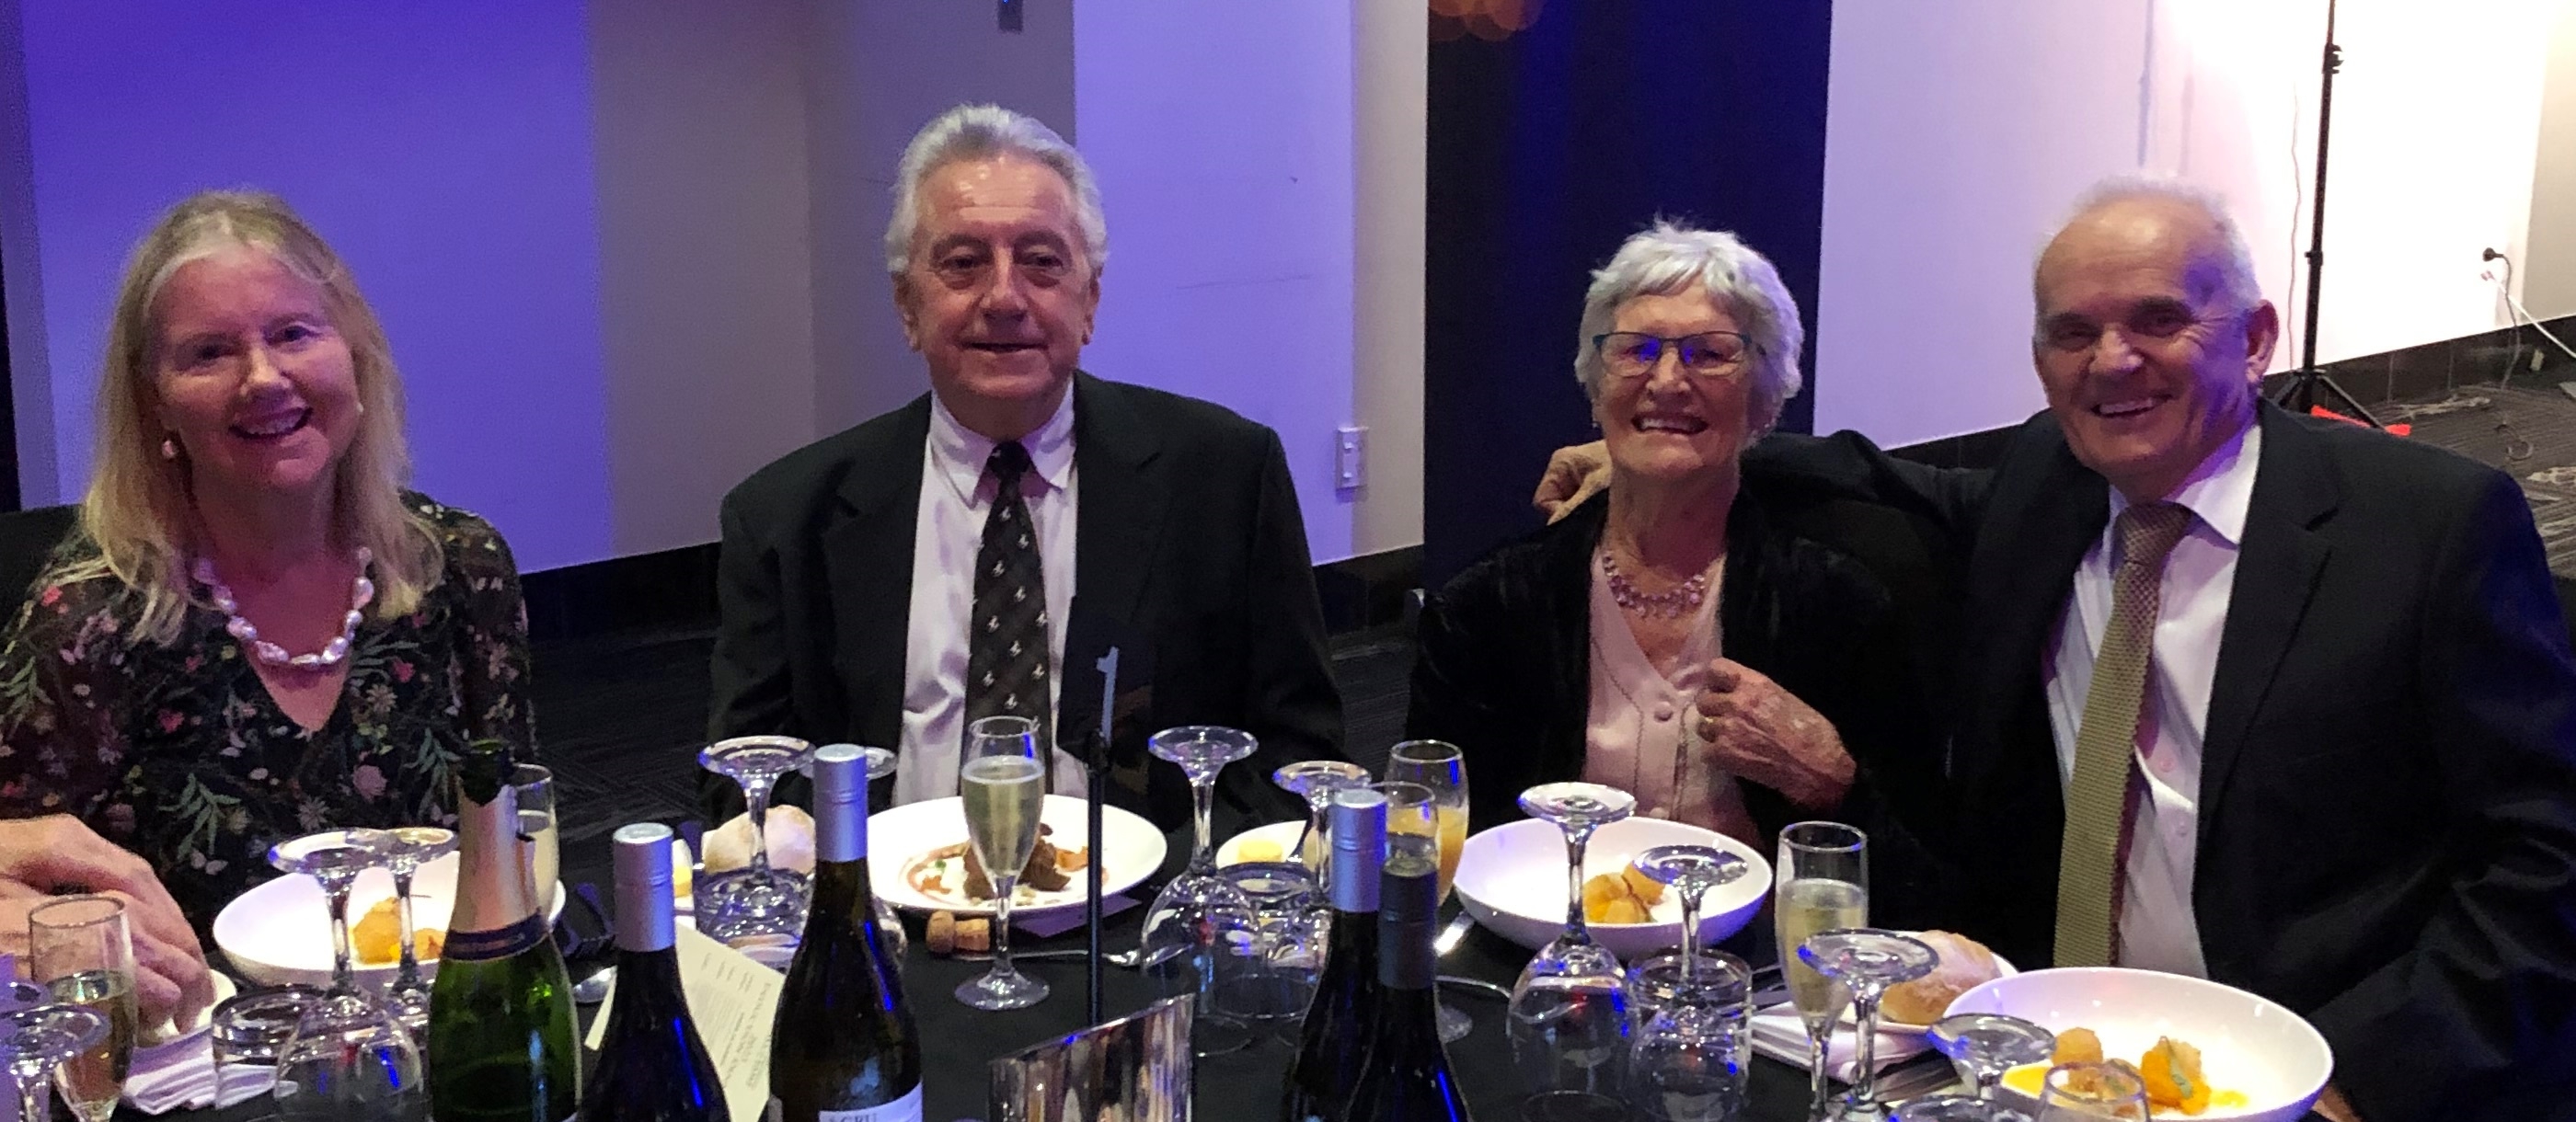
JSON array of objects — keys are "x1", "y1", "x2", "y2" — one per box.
[
  {"x1": 1880, "y1": 930, "x2": 2001, "y2": 1024},
  {"x1": 702, "y1": 806, "x2": 815, "y2": 875}
]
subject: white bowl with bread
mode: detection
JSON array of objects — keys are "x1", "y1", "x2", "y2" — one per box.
[
  {"x1": 1945, "y1": 967, "x2": 2332, "y2": 1122},
  {"x1": 1453, "y1": 817, "x2": 1770, "y2": 961}
]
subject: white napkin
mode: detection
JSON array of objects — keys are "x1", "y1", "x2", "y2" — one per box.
[
  {"x1": 125, "y1": 1032, "x2": 271, "y2": 1115},
  {"x1": 1748, "y1": 1002, "x2": 1932, "y2": 1083}
]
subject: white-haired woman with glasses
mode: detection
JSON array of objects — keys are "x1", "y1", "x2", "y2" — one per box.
[
  {"x1": 0, "y1": 191, "x2": 535, "y2": 974},
  {"x1": 1406, "y1": 221, "x2": 1961, "y2": 917}
]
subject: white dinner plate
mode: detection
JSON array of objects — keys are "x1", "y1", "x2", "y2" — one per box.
[
  {"x1": 1214, "y1": 820, "x2": 1309, "y2": 867},
  {"x1": 213, "y1": 853, "x2": 566, "y2": 990},
  {"x1": 868, "y1": 795, "x2": 1166, "y2": 916}
]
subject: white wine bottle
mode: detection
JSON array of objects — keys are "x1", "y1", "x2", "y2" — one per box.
[
  {"x1": 768, "y1": 743, "x2": 923, "y2": 1121},
  {"x1": 428, "y1": 746, "x2": 581, "y2": 1121},
  {"x1": 581, "y1": 822, "x2": 728, "y2": 1121},
  {"x1": 1281, "y1": 788, "x2": 1388, "y2": 1122}
]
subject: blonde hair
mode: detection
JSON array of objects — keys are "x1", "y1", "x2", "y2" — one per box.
[{"x1": 75, "y1": 189, "x2": 443, "y2": 645}]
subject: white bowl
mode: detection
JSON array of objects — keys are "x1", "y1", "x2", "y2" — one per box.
[
  {"x1": 1946, "y1": 967, "x2": 2334, "y2": 1122},
  {"x1": 868, "y1": 795, "x2": 1167, "y2": 916},
  {"x1": 1452, "y1": 817, "x2": 1770, "y2": 961},
  {"x1": 214, "y1": 853, "x2": 567, "y2": 989}
]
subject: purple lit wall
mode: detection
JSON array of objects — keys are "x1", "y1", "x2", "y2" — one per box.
[{"x1": 12, "y1": 1, "x2": 614, "y2": 570}]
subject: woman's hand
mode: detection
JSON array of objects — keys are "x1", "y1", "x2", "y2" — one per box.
[
  {"x1": 1692, "y1": 658, "x2": 1856, "y2": 811},
  {"x1": 0, "y1": 816, "x2": 214, "y2": 1030},
  {"x1": 1532, "y1": 441, "x2": 1611, "y2": 523}
]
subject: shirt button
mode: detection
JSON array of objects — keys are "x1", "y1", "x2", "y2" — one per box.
[
  {"x1": 1652, "y1": 704, "x2": 1675, "y2": 722},
  {"x1": 1647, "y1": 805, "x2": 1669, "y2": 818}
]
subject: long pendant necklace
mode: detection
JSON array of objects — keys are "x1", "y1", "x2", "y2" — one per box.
[{"x1": 196, "y1": 547, "x2": 374, "y2": 670}]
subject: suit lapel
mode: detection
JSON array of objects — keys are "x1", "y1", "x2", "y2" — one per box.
[
  {"x1": 1069, "y1": 372, "x2": 1167, "y2": 685},
  {"x1": 1965, "y1": 419, "x2": 2107, "y2": 796},
  {"x1": 823, "y1": 396, "x2": 932, "y2": 741},
  {"x1": 2197, "y1": 405, "x2": 2336, "y2": 853}
]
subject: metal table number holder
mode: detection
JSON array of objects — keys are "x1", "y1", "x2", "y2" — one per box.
[{"x1": 989, "y1": 994, "x2": 1195, "y2": 1122}]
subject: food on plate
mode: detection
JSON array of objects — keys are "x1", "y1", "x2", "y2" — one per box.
[
  {"x1": 351, "y1": 897, "x2": 444, "y2": 966},
  {"x1": 1879, "y1": 930, "x2": 2004, "y2": 1023},
  {"x1": 2142, "y1": 1036, "x2": 2211, "y2": 1115},
  {"x1": 1233, "y1": 839, "x2": 1285, "y2": 864},
  {"x1": 927, "y1": 910, "x2": 957, "y2": 955},
  {"x1": 1581, "y1": 864, "x2": 1667, "y2": 924},
  {"x1": 2002, "y1": 1029, "x2": 2247, "y2": 1116},
  {"x1": 703, "y1": 805, "x2": 815, "y2": 875},
  {"x1": 905, "y1": 828, "x2": 1092, "y2": 904}
]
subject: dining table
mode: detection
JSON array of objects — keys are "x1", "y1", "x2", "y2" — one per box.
[{"x1": 120, "y1": 820, "x2": 1995, "y2": 1122}]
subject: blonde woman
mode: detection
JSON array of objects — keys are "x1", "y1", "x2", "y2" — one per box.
[{"x1": 0, "y1": 191, "x2": 534, "y2": 977}]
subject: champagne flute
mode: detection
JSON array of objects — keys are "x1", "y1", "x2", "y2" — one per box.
[
  {"x1": 0, "y1": 1003, "x2": 106, "y2": 1122},
  {"x1": 957, "y1": 715, "x2": 1051, "y2": 1010},
  {"x1": 29, "y1": 895, "x2": 139, "y2": 1122},
  {"x1": 382, "y1": 826, "x2": 458, "y2": 1030},
  {"x1": 512, "y1": 763, "x2": 560, "y2": 907},
  {"x1": 1799, "y1": 928, "x2": 1938, "y2": 1121},
  {"x1": 1775, "y1": 820, "x2": 1868, "y2": 1121},
  {"x1": 1507, "y1": 782, "x2": 1637, "y2": 1122},
  {"x1": 2041, "y1": 1061, "x2": 2151, "y2": 1120}
]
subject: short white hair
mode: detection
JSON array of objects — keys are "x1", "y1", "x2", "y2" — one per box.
[
  {"x1": 2039, "y1": 174, "x2": 2263, "y2": 314},
  {"x1": 1574, "y1": 219, "x2": 1805, "y2": 436},
  {"x1": 883, "y1": 104, "x2": 1108, "y2": 277}
]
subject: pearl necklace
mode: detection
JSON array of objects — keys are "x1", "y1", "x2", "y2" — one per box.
[
  {"x1": 1599, "y1": 550, "x2": 1709, "y2": 620},
  {"x1": 195, "y1": 547, "x2": 375, "y2": 670}
]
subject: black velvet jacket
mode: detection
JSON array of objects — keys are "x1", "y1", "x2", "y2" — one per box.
[{"x1": 1405, "y1": 433, "x2": 1973, "y2": 928}]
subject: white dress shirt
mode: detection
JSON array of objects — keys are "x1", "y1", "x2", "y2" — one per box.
[
  {"x1": 2043, "y1": 420, "x2": 2262, "y2": 979},
  {"x1": 893, "y1": 390, "x2": 1088, "y2": 806}
]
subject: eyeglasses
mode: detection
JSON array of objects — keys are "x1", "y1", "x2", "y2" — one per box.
[{"x1": 1593, "y1": 331, "x2": 1756, "y2": 381}]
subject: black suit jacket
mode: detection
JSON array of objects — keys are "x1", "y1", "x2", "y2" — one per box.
[
  {"x1": 1406, "y1": 433, "x2": 1972, "y2": 930},
  {"x1": 1946, "y1": 403, "x2": 2576, "y2": 1122},
  {"x1": 707, "y1": 372, "x2": 1341, "y2": 831}
]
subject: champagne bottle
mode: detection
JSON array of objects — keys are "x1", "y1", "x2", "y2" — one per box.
[
  {"x1": 1345, "y1": 848, "x2": 1474, "y2": 1122},
  {"x1": 581, "y1": 823, "x2": 729, "y2": 1121},
  {"x1": 769, "y1": 743, "x2": 924, "y2": 1121},
  {"x1": 1281, "y1": 788, "x2": 1389, "y2": 1122},
  {"x1": 429, "y1": 746, "x2": 581, "y2": 1121}
]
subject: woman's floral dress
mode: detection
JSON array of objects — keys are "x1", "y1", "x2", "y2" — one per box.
[{"x1": 0, "y1": 495, "x2": 535, "y2": 935}]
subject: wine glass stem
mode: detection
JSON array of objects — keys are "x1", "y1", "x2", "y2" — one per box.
[
  {"x1": 745, "y1": 780, "x2": 773, "y2": 879},
  {"x1": 328, "y1": 882, "x2": 357, "y2": 994},
  {"x1": 1848, "y1": 987, "x2": 1885, "y2": 1106},
  {"x1": 1189, "y1": 774, "x2": 1217, "y2": 872},
  {"x1": 393, "y1": 869, "x2": 421, "y2": 985},
  {"x1": 1305, "y1": 798, "x2": 1329, "y2": 879},
  {"x1": 1559, "y1": 823, "x2": 1594, "y2": 938},
  {"x1": 17, "y1": 1073, "x2": 42, "y2": 1122},
  {"x1": 990, "y1": 875, "x2": 1017, "y2": 980},
  {"x1": 1678, "y1": 885, "x2": 1705, "y2": 983},
  {"x1": 1976, "y1": 1070, "x2": 2002, "y2": 1102},
  {"x1": 1803, "y1": 1014, "x2": 1833, "y2": 1120}
]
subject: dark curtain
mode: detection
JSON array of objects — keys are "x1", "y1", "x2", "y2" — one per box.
[{"x1": 1423, "y1": 0, "x2": 1834, "y2": 582}]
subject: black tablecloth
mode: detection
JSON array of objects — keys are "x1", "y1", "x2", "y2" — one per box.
[{"x1": 126, "y1": 827, "x2": 1944, "y2": 1121}]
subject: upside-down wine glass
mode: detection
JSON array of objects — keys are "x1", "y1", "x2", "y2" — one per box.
[
  {"x1": 0, "y1": 1002, "x2": 106, "y2": 1122},
  {"x1": 696, "y1": 734, "x2": 817, "y2": 949},
  {"x1": 1508, "y1": 782, "x2": 1638, "y2": 1122},
  {"x1": 1623, "y1": 845, "x2": 1752, "y2": 1122},
  {"x1": 1799, "y1": 928, "x2": 1939, "y2": 1122},
  {"x1": 1272, "y1": 759, "x2": 1371, "y2": 876},
  {"x1": 1929, "y1": 1013, "x2": 2056, "y2": 1103},
  {"x1": 1776, "y1": 820, "x2": 1868, "y2": 1121},
  {"x1": 2040, "y1": 1061, "x2": 2150, "y2": 1121},
  {"x1": 1138, "y1": 725, "x2": 1262, "y2": 1057},
  {"x1": 382, "y1": 826, "x2": 458, "y2": 1031},
  {"x1": 1894, "y1": 1094, "x2": 2025, "y2": 1121},
  {"x1": 268, "y1": 829, "x2": 398, "y2": 1006}
]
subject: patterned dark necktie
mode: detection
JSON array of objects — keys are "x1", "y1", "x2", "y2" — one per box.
[
  {"x1": 2053, "y1": 501, "x2": 2193, "y2": 967},
  {"x1": 965, "y1": 441, "x2": 1052, "y2": 751}
]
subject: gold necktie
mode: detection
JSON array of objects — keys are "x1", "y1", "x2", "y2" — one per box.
[{"x1": 2053, "y1": 501, "x2": 2193, "y2": 967}]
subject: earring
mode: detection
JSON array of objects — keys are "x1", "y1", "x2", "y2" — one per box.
[{"x1": 160, "y1": 438, "x2": 178, "y2": 461}]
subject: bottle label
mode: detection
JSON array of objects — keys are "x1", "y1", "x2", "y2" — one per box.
[
  {"x1": 442, "y1": 912, "x2": 548, "y2": 961},
  {"x1": 767, "y1": 1085, "x2": 925, "y2": 1122}
]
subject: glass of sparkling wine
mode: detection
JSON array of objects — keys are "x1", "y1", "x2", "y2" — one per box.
[
  {"x1": 29, "y1": 895, "x2": 139, "y2": 1122},
  {"x1": 0, "y1": 1002, "x2": 106, "y2": 1122},
  {"x1": 512, "y1": 763, "x2": 561, "y2": 903},
  {"x1": 957, "y1": 715, "x2": 1052, "y2": 1011},
  {"x1": 1775, "y1": 820, "x2": 1868, "y2": 1122}
]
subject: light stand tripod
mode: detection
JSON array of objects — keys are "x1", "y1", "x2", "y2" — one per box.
[{"x1": 2270, "y1": 0, "x2": 2386, "y2": 428}]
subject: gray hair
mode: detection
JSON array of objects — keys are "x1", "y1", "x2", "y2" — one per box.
[
  {"x1": 2039, "y1": 174, "x2": 2263, "y2": 315},
  {"x1": 1574, "y1": 219, "x2": 1805, "y2": 435},
  {"x1": 883, "y1": 104, "x2": 1108, "y2": 278}
]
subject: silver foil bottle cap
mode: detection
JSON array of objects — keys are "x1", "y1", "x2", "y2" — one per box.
[
  {"x1": 812, "y1": 743, "x2": 867, "y2": 862},
  {"x1": 612, "y1": 822, "x2": 676, "y2": 952},
  {"x1": 1327, "y1": 788, "x2": 1387, "y2": 913}
]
